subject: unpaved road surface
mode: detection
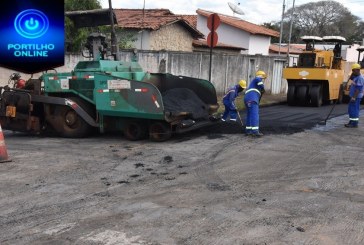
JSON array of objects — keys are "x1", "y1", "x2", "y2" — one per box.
[{"x1": 1, "y1": 112, "x2": 364, "y2": 244}]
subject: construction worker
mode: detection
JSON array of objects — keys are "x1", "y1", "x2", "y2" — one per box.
[
  {"x1": 221, "y1": 80, "x2": 246, "y2": 122},
  {"x1": 345, "y1": 63, "x2": 364, "y2": 128},
  {"x1": 244, "y1": 70, "x2": 267, "y2": 136}
]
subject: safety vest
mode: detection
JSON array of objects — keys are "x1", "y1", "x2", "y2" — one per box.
[{"x1": 244, "y1": 77, "x2": 264, "y2": 103}]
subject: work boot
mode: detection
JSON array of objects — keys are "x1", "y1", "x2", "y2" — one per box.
[
  {"x1": 209, "y1": 115, "x2": 220, "y2": 122},
  {"x1": 344, "y1": 123, "x2": 358, "y2": 128},
  {"x1": 251, "y1": 132, "x2": 264, "y2": 137}
]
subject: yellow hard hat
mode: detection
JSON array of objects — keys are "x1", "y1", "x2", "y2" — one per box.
[
  {"x1": 238, "y1": 79, "x2": 247, "y2": 89},
  {"x1": 256, "y1": 70, "x2": 267, "y2": 78},
  {"x1": 352, "y1": 63, "x2": 361, "y2": 70}
]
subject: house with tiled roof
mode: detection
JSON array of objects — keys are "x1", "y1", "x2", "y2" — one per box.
[
  {"x1": 113, "y1": 9, "x2": 204, "y2": 52},
  {"x1": 181, "y1": 15, "x2": 198, "y2": 28},
  {"x1": 196, "y1": 9, "x2": 279, "y2": 55},
  {"x1": 113, "y1": 9, "x2": 245, "y2": 54}
]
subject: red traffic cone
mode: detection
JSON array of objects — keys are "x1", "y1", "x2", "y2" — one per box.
[{"x1": 0, "y1": 124, "x2": 11, "y2": 163}]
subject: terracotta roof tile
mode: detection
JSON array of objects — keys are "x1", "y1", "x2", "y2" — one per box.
[
  {"x1": 289, "y1": 44, "x2": 306, "y2": 50},
  {"x1": 196, "y1": 9, "x2": 279, "y2": 37},
  {"x1": 180, "y1": 15, "x2": 197, "y2": 28},
  {"x1": 114, "y1": 9, "x2": 203, "y2": 38},
  {"x1": 269, "y1": 44, "x2": 303, "y2": 54},
  {"x1": 193, "y1": 39, "x2": 247, "y2": 50}
]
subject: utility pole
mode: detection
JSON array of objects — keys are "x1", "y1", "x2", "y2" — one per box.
[
  {"x1": 278, "y1": 0, "x2": 285, "y2": 55},
  {"x1": 109, "y1": 0, "x2": 119, "y2": 60},
  {"x1": 287, "y1": 0, "x2": 295, "y2": 59}
]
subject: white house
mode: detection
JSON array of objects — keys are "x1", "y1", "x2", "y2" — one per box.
[{"x1": 196, "y1": 9, "x2": 279, "y2": 55}]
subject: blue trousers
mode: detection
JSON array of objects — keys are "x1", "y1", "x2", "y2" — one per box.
[
  {"x1": 348, "y1": 98, "x2": 362, "y2": 126},
  {"x1": 222, "y1": 104, "x2": 237, "y2": 121},
  {"x1": 245, "y1": 101, "x2": 259, "y2": 133}
]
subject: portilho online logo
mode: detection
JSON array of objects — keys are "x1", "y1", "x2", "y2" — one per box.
[{"x1": 14, "y1": 9, "x2": 49, "y2": 39}]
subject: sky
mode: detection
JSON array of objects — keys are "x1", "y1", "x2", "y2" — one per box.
[{"x1": 101, "y1": 0, "x2": 364, "y2": 25}]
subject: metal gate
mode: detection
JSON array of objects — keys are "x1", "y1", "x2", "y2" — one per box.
[{"x1": 271, "y1": 59, "x2": 286, "y2": 94}]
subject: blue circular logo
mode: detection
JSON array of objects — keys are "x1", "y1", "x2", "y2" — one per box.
[{"x1": 14, "y1": 9, "x2": 49, "y2": 39}]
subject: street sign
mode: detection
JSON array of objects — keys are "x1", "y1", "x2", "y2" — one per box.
[
  {"x1": 206, "y1": 13, "x2": 221, "y2": 82},
  {"x1": 207, "y1": 13, "x2": 221, "y2": 31},
  {"x1": 207, "y1": 31, "x2": 218, "y2": 48}
]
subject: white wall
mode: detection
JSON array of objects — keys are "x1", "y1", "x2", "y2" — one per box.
[
  {"x1": 197, "y1": 15, "x2": 210, "y2": 38},
  {"x1": 248, "y1": 35, "x2": 271, "y2": 56},
  {"x1": 216, "y1": 22, "x2": 250, "y2": 51},
  {"x1": 198, "y1": 15, "x2": 251, "y2": 50},
  {"x1": 343, "y1": 44, "x2": 363, "y2": 63}
]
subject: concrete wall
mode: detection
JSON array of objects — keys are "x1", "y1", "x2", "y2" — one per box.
[
  {"x1": 0, "y1": 54, "x2": 88, "y2": 86},
  {"x1": 150, "y1": 23, "x2": 194, "y2": 52},
  {"x1": 0, "y1": 51, "x2": 288, "y2": 96},
  {"x1": 126, "y1": 23, "x2": 194, "y2": 52},
  {"x1": 134, "y1": 30, "x2": 151, "y2": 50},
  {"x1": 193, "y1": 46, "x2": 242, "y2": 55},
  {"x1": 119, "y1": 50, "x2": 287, "y2": 95}
]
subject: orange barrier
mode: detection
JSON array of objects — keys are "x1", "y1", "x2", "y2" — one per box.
[{"x1": 0, "y1": 124, "x2": 11, "y2": 163}]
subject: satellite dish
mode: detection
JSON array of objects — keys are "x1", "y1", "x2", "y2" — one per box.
[{"x1": 228, "y1": 2, "x2": 244, "y2": 15}]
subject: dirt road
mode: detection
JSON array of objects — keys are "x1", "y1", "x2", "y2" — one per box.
[{"x1": 1, "y1": 114, "x2": 364, "y2": 245}]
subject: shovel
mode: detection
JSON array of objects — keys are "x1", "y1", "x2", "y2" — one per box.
[
  {"x1": 237, "y1": 110, "x2": 245, "y2": 132},
  {"x1": 318, "y1": 84, "x2": 345, "y2": 125}
]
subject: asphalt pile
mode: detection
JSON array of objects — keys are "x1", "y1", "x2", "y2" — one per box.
[{"x1": 162, "y1": 88, "x2": 209, "y2": 120}]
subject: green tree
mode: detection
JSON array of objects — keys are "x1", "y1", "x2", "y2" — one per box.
[
  {"x1": 65, "y1": 0, "x2": 101, "y2": 11},
  {"x1": 267, "y1": 0, "x2": 364, "y2": 44},
  {"x1": 351, "y1": 21, "x2": 364, "y2": 45},
  {"x1": 98, "y1": 26, "x2": 138, "y2": 50},
  {"x1": 65, "y1": 0, "x2": 137, "y2": 52},
  {"x1": 65, "y1": 0, "x2": 102, "y2": 52},
  {"x1": 262, "y1": 22, "x2": 280, "y2": 43}
]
